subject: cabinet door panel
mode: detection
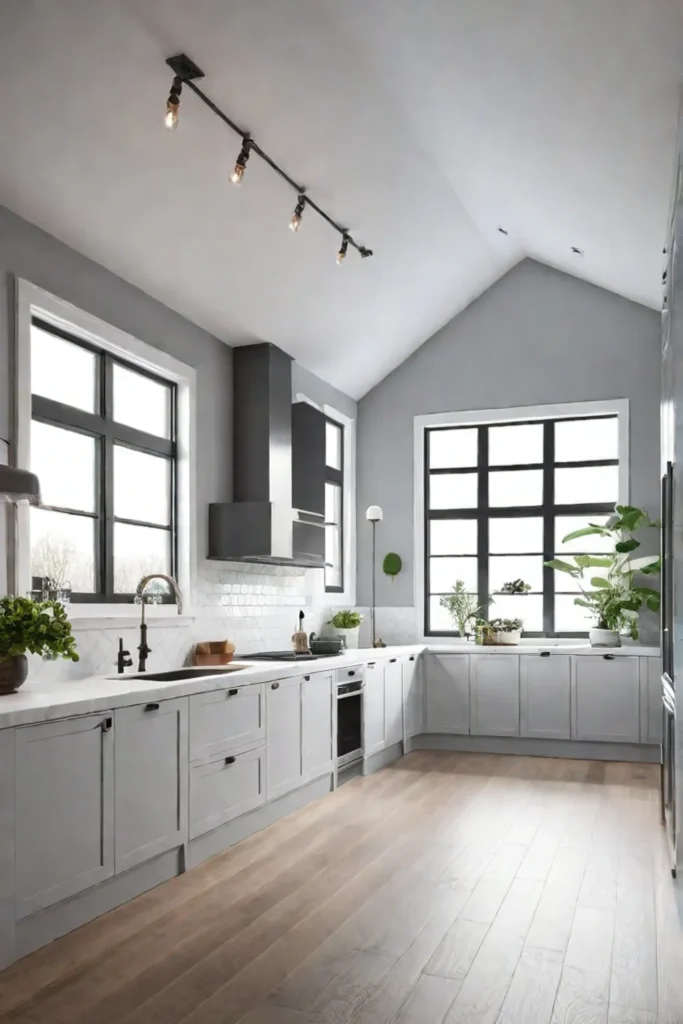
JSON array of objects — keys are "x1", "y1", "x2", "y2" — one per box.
[
  {"x1": 190, "y1": 685, "x2": 264, "y2": 760},
  {"x1": 402, "y1": 655, "x2": 423, "y2": 738},
  {"x1": 425, "y1": 655, "x2": 470, "y2": 734},
  {"x1": 302, "y1": 673, "x2": 335, "y2": 781},
  {"x1": 15, "y1": 713, "x2": 114, "y2": 918},
  {"x1": 363, "y1": 661, "x2": 386, "y2": 755},
  {"x1": 520, "y1": 655, "x2": 571, "y2": 739},
  {"x1": 571, "y1": 656, "x2": 640, "y2": 743},
  {"x1": 470, "y1": 656, "x2": 520, "y2": 737},
  {"x1": 115, "y1": 698, "x2": 188, "y2": 873},
  {"x1": 384, "y1": 659, "x2": 404, "y2": 748},
  {"x1": 641, "y1": 657, "x2": 663, "y2": 745},
  {"x1": 266, "y1": 677, "x2": 303, "y2": 800},
  {"x1": 189, "y1": 745, "x2": 265, "y2": 839}
]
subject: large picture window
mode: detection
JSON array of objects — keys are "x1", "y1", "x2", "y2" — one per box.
[
  {"x1": 425, "y1": 414, "x2": 620, "y2": 636},
  {"x1": 29, "y1": 319, "x2": 177, "y2": 602}
]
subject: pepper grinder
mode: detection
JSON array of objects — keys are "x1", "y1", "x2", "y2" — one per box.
[{"x1": 291, "y1": 610, "x2": 309, "y2": 653}]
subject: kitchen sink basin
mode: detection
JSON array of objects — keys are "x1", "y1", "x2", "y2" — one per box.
[{"x1": 125, "y1": 666, "x2": 246, "y2": 682}]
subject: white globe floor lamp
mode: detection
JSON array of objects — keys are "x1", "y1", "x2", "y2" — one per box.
[{"x1": 366, "y1": 505, "x2": 383, "y2": 647}]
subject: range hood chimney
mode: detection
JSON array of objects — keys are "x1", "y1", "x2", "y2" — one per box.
[{"x1": 208, "y1": 344, "x2": 325, "y2": 567}]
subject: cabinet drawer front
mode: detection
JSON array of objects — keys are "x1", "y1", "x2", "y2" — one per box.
[
  {"x1": 15, "y1": 713, "x2": 114, "y2": 918},
  {"x1": 189, "y1": 745, "x2": 265, "y2": 840},
  {"x1": 190, "y1": 685, "x2": 264, "y2": 759},
  {"x1": 114, "y1": 698, "x2": 188, "y2": 873}
]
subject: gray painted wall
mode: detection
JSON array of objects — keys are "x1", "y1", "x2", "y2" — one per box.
[
  {"x1": 0, "y1": 205, "x2": 355, "y2": 578},
  {"x1": 357, "y1": 258, "x2": 661, "y2": 609}
]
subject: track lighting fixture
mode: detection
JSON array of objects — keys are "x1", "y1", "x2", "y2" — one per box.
[
  {"x1": 230, "y1": 138, "x2": 251, "y2": 186},
  {"x1": 163, "y1": 53, "x2": 374, "y2": 262},
  {"x1": 290, "y1": 195, "x2": 306, "y2": 232},
  {"x1": 336, "y1": 235, "x2": 350, "y2": 265},
  {"x1": 164, "y1": 76, "x2": 182, "y2": 131}
]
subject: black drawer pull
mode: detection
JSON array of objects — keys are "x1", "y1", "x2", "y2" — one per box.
[
  {"x1": 540, "y1": 651, "x2": 550, "y2": 658},
  {"x1": 348, "y1": 670, "x2": 355, "y2": 677},
  {"x1": 368, "y1": 661, "x2": 376, "y2": 667},
  {"x1": 603, "y1": 654, "x2": 615, "y2": 660},
  {"x1": 101, "y1": 717, "x2": 113, "y2": 733},
  {"x1": 409, "y1": 656, "x2": 415, "y2": 661},
  {"x1": 271, "y1": 681, "x2": 280, "y2": 690},
  {"x1": 145, "y1": 702, "x2": 160, "y2": 711},
  {"x1": 224, "y1": 755, "x2": 236, "y2": 765},
  {"x1": 389, "y1": 658, "x2": 397, "y2": 663},
  {"x1": 304, "y1": 675, "x2": 310, "y2": 681},
  {"x1": 228, "y1": 688, "x2": 238, "y2": 696}
]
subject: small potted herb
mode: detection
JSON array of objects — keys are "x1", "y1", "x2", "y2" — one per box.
[
  {"x1": 499, "y1": 579, "x2": 532, "y2": 595},
  {"x1": 327, "y1": 609, "x2": 363, "y2": 649},
  {"x1": 488, "y1": 617, "x2": 524, "y2": 645},
  {"x1": 439, "y1": 581, "x2": 487, "y2": 640},
  {"x1": 0, "y1": 596, "x2": 79, "y2": 694}
]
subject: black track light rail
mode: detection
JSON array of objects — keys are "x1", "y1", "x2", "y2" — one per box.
[{"x1": 166, "y1": 53, "x2": 373, "y2": 259}]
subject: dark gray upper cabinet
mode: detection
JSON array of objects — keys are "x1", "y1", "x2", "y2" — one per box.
[{"x1": 292, "y1": 401, "x2": 326, "y2": 517}]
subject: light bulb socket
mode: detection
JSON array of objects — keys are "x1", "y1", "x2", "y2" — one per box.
[
  {"x1": 289, "y1": 195, "x2": 306, "y2": 232},
  {"x1": 230, "y1": 138, "x2": 252, "y2": 185},
  {"x1": 337, "y1": 235, "x2": 350, "y2": 264}
]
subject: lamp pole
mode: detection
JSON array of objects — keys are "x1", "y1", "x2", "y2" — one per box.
[{"x1": 366, "y1": 506, "x2": 383, "y2": 647}]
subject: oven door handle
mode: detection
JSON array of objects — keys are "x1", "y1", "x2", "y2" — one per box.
[{"x1": 337, "y1": 685, "x2": 365, "y2": 699}]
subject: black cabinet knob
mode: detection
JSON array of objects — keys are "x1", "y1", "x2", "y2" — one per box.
[
  {"x1": 603, "y1": 654, "x2": 615, "y2": 660},
  {"x1": 224, "y1": 755, "x2": 236, "y2": 765},
  {"x1": 144, "y1": 703, "x2": 160, "y2": 712},
  {"x1": 271, "y1": 681, "x2": 280, "y2": 689},
  {"x1": 409, "y1": 656, "x2": 415, "y2": 661},
  {"x1": 540, "y1": 651, "x2": 550, "y2": 658},
  {"x1": 389, "y1": 658, "x2": 397, "y2": 663},
  {"x1": 228, "y1": 688, "x2": 238, "y2": 696},
  {"x1": 304, "y1": 675, "x2": 310, "y2": 681},
  {"x1": 348, "y1": 670, "x2": 355, "y2": 676},
  {"x1": 101, "y1": 717, "x2": 113, "y2": 733}
]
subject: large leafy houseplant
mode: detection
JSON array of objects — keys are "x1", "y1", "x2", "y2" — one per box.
[
  {"x1": 0, "y1": 596, "x2": 79, "y2": 693},
  {"x1": 545, "y1": 504, "x2": 660, "y2": 642}
]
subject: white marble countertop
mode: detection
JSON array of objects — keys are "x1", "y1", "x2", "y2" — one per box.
[
  {"x1": 0, "y1": 646, "x2": 425, "y2": 729},
  {"x1": 0, "y1": 641, "x2": 660, "y2": 729}
]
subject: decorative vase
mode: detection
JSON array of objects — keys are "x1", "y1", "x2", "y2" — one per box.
[
  {"x1": 0, "y1": 655, "x2": 29, "y2": 694},
  {"x1": 589, "y1": 628, "x2": 621, "y2": 648},
  {"x1": 336, "y1": 626, "x2": 360, "y2": 649}
]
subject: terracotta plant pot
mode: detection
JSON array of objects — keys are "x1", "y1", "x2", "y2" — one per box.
[{"x1": 0, "y1": 654, "x2": 28, "y2": 694}]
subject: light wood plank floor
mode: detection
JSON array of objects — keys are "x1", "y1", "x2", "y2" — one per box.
[{"x1": 1, "y1": 751, "x2": 682, "y2": 1024}]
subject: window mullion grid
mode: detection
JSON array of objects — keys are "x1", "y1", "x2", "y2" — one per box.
[
  {"x1": 103, "y1": 354, "x2": 114, "y2": 597},
  {"x1": 542, "y1": 420, "x2": 555, "y2": 636},
  {"x1": 477, "y1": 426, "x2": 489, "y2": 616}
]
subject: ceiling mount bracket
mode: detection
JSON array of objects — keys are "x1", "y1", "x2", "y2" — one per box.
[{"x1": 165, "y1": 53, "x2": 205, "y2": 82}]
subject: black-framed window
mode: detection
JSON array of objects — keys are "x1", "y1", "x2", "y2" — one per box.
[
  {"x1": 425, "y1": 415, "x2": 620, "y2": 636},
  {"x1": 324, "y1": 417, "x2": 344, "y2": 593},
  {"x1": 29, "y1": 319, "x2": 177, "y2": 602}
]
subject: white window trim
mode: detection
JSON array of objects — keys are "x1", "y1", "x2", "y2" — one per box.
[
  {"x1": 12, "y1": 277, "x2": 197, "y2": 622},
  {"x1": 295, "y1": 394, "x2": 357, "y2": 608},
  {"x1": 413, "y1": 398, "x2": 630, "y2": 644}
]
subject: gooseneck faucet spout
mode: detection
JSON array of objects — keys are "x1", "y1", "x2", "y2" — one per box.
[{"x1": 135, "y1": 574, "x2": 184, "y2": 672}]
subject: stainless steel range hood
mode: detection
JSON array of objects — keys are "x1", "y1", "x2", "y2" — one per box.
[{"x1": 208, "y1": 344, "x2": 325, "y2": 567}]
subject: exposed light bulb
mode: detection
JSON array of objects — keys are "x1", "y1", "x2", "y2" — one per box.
[
  {"x1": 336, "y1": 235, "x2": 349, "y2": 264},
  {"x1": 164, "y1": 100, "x2": 179, "y2": 131},
  {"x1": 230, "y1": 139, "x2": 251, "y2": 186},
  {"x1": 289, "y1": 195, "x2": 306, "y2": 232}
]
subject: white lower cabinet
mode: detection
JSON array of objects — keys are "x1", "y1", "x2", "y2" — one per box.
[
  {"x1": 384, "y1": 658, "x2": 404, "y2": 748},
  {"x1": 266, "y1": 677, "x2": 304, "y2": 800},
  {"x1": 364, "y1": 660, "x2": 386, "y2": 755},
  {"x1": 14, "y1": 712, "x2": 114, "y2": 919},
  {"x1": 402, "y1": 654, "x2": 423, "y2": 738},
  {"x1": 114, "y1": 698, "x2": 188, "y2": 873},
  {"x1": 571, "y1": 655, "x2": 640, "y2": 743},
  {"x1": 189, "y1": 745, "x2": 265, "y2": 840},
  {"x1": 424, "y1": 654, "x2": 470, "y2": 734},
  {"x1": 302, "y1": 672, "x2": 335, "y2": 782},
  {"x1": 520, "y1": 655, "x2": 571, "y2": 740},
  {"x1": 470, "y1": 656, "x2": 520, "y2": 737},
  {"x1": 189, "y1": 685, "x2": 264, "y2": 760},
  {"x1": 641, "y1": 657, "x2": 663, "y2": 745}
]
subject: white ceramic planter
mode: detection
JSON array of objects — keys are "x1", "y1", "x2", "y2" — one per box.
[
  {"x1": 493, "y1": 629, "x2": 521, "y2": 646},
  {"x1": 589, "y1": 627, "x2": 621, "y2": 648},
  {"x1": 335, "y1": 626, "x2": 360, "y2": 649}
]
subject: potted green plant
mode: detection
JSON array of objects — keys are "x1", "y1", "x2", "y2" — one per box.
[
  {"x1": 545, "y1": 504, "x2": 660, "y2": 647},
  {"x1": 327, "y1": 609, "x2": 363, "y2": 649},
  {"x1": 488, "y1": 617, "x2": 524, "y2": 645},
  {"x1": 0, "y1": 596, "x2": 79, "y2": 694},
  {"x1": 439, "y1": 581, "x2": 488, "y2": 639},
  {"x1": 500, "y1": 579, "x2": 532, "y2": 595}
]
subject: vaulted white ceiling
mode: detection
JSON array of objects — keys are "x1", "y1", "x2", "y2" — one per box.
[{"x1": 1, "y1": 1, "x2": 680, "y2": 397}]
